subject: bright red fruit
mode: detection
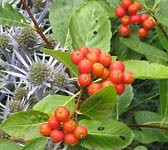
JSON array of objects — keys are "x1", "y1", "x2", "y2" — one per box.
[
  {"x1": 143, "y1": 18, "x2": 155, "y2": 30},
  {"x1": 129, "y1": 14, "x2": 140, "y2": 24},
  {"x1": 128, "y1": 3, "x2": 139, "y2": 14},
  {"x1": 39, "y1": 123, "x2": 51, "y2": 136},
  {"x1": 78, "y1": 59, "x2": 92, "y2": 74},
  {"x1": 50, "y1": 129, "x2": 65, "y2": 143},
  {"x1": 110, "y1": 69, "x2": 124, "y2": 84},
  {"x1": 121, "y1": 0, "x2": 132, "y2": 9},
  {"x1": 48, "y1": 115, "x2": 60, "y2": 129},
  {"x1": 99, "y1": 52, "x2": 112, "y2": 67},
  {"x1": 140, "y1": 13, "x2": 149, "y2": 23},
  {"x1": 132, "y1": 1, "x2": 141, "y2": 10},
  {"x1": 70, "y1": 51, "x2": 84, "y2": 65},
  {"x1": 78, "y1": 73, "x2": 91, "y2": 87},
  {"x1": 73, "y1": 126, "x2": 88, "y2": 139},
  {"x1": 78, "y1": 46, "x2": 90, "y2": 57},
  {"x1": 124, "y1": 71, "x2": 134, "y2": 84},
  {"x1": 118, "y1": 25, "x2": 130, "y2": 37},
  {"x1": 90, "y1": 47, "x2": 101, "y2": 56},
  {"x1": 101, "y1": 80, "x2": 114, "y2": 88},
  {"x1": 64, "y1": 133, "x2": 79, "y2": 146},
  {"x1": 121, "y1": 15, "x2": 130, "y2": 25},
  {"x1": 88, "y1": 82, "x2": 102, "y2": 95},
  {"x1": 137, "y1": 28, "x2": 148, "y2": 38},
  {"x1": 86, "y1": 52, "x2": 99, "y2": 64},
  {"x1": 109, "y1": 61, "x2": 125, "y2": 72},
  {"x1": 63, "y1": 119, "x2": 77, "y2": 133},
  {"x1": 92, "y1": 63, "x2": 104, "y2": 77},
  {"x1": 114, "y1": 83, "x2": 125, "y2": 95},
  {"x1": 101, "y1": 68, "x2": 110, "y2": 80},
  {"x1": 115, "y1": 7, "x2": 126, "y2": 18},
  {"x1": 54, "y1": 106, "x2": 70, "y2": 122}
]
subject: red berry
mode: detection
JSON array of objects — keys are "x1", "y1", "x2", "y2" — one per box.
[
  {"x1": 87, "y1": 82, "x2": 102, "y2": 95},
  {"x1": 121, "y1": 0, "x2": 132, "y2": 9},
  {"x1": 99, "y1": 52, "x2": 112, "y2": 67},
  {"x1": 101, "y1": 68, "x2": 110, "y2": 80},
  {"x1": 143, "y1": 18, "x2": 155, "y2": 30},
  {"x1": 86, "y1": 52, "x2": 99, "y2": 64},
  {"x1": 132, "y1": 1, "x2": 141, "y2": 10},
  {"x1": 78, "y1": 46, "x2": 90, "y2": 57},
  {"x1": 129, "y1": 14, "x2": 141, "y2": 24},
  {"x1": 101, "y1": 80, "x2": 114, "y2": 88},
  {"x1": 115, "y1": 7, "x2": 126, "y2": 18},
  {"x1": 90, "y1": 47, "x2": 101, "y2": 56},
  {"x1": 54, "y1": 106, "x2": 70, "y2": 122},
  {"x1": 64, "y1": 133, "x2": 79, "y2": 146},
  {"x1": 39, "y1": 123, "x2": 51, "y2": 137},
  {"x1": 70, "y1": 51, "x2": 84, "y2": 65},
  {"x1": 124, "y1": 71, "x2": 134, "y2": 84},
  {"x1": 121, "y1": 15, "x2": 130, "y2": 25},
  {"x1": 109, "y1": 61, "x2": 125, "y2": 72},
  {"x1": 128, "y1": 4, "x2": 139, "y2": 14},
  {"x1": 78, "y1": 73, "x2": 91, "y2": 87},
  {"x1": 50, "y1": 129, "x2": 64, "y2": 143},
  {"x1": 73, "y1": 125, "x2": 88, "y2": 139},
  {"x1": 140, "y1": 13, "x2": 149, "y2": 23},
  {"x1": 114, "y1": 83, "x2": 125, "y2": 95},
  {"x1": 118, "y1": 25, "x2": 130, "y2": 37},
  {"x1": 137, "y1": 28, "x2": 148, "y2": 38},
  {"x1": 92, "y1": 62, "x2": 104, "y2": 77},
  {"x1": 110, "y1": 69, "x2": 124, "y2": 84},
  {"x1": 78, "y1": 59, "x2": 92, "y2": 74},
  {"x1": 63, "y1": 119, "x2": 77, "y2": 133},
  {"x1": 48, "y1": 115, "x2": 60, "y2": 129}
]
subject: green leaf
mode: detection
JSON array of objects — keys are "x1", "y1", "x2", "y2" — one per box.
[
  {"x1": 69, "y1": 1, "x2": 111, "y2": 51},
  {"x1": 120, "y1": 37, "x2": 168, "y2": 64},
  {"x1": 42, "y1": 49, "x2": 78, "y2": 77},
  {"x1": 134, "y1": 146, "x2": 148, "y2": 150},
  {"x1": 33, "y1": 94, "x2": 76, "y2": 115},
  {"x1": 80, "y1": 86, "x2": 116, "y2": 120},
  {"x1": 0, "y1": 110, "x2": 48, "y2": 140},
  {"x1": 49, "y1": 0, "x2": 74, "y2": 47},
  {"x1": 159, "y1": 79, "x2": 168, "y2": 118},
  {"x1": 154, "y1": 14, "x2": 168, "y2": 28},
  {"x1": 0, "y1": 140, "x2": 21, "y2": 150},
  {"x1": 158, "y1": 0, "x2": 168, "y2": 17},
  {"x1": 156, "y1": 26, "x2": 168, "y2": 52},
  {"x1": 78, "y1": 119, "x2": 134, "y2": 149},
  {"x1": 133, "y1": 130, "x2": 158, "y2": 144},
  {"x1": 117, "y1": 85, "x2": 134, "y2": 114},
  {"x1": 22, "y1": 137, "x2": 48, "y2": 150},
  {"x1": 0, "y1": 3, "x2": 29, "y2": 27},
  {"x1": 134, "y1": 111, "x2": 168, "y2": 142},
  {"x1": 124, "y1": 60, "x2": 168, "y2": 79}
]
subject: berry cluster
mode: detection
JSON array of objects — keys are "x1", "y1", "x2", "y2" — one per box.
[
  {"x1": 71, "y1": 46, "x2": 134, "y2": 95},
  {"x1": 39, "y1": 106, "x2": 88, "y2": 146},
  {"x1": 115, "y1": 0, "x2": 156, "y2": 38}
]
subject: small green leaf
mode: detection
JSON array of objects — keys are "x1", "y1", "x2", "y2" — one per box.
[
  {"x1": 0, "y1": 140, "x2": 21, "y2": 150},
  {"x1": 120, "y1": 37, "x2": 168, "y2": 64},
  {"x1": 0, "y1": 110, "x2": 48, "y2": 140},
  {"x1": 124, "y1": 60, "x2": 168, "y2": 79},
  {"x1": 78, "y1": 119, "x2": 134, "y2": 149},
  {"x1": 22, "y1": 137, "x2": 48, "y2": 150},
  {"x1": 80, "y1": 86, "x2": 116, "y2": 120},
  {"x1": 134, "y1": 146, "x2": 148, "y2": 150},
  {"x1": 0, "y1": 3, "x2": 29, "y2": 27},
  {"x1": 42, "y1": 49, "x2": 78, "y2": 77},
  {"x1": 33, "y1": 94, "x2": 76, "y2": 115},
  {"x1": 69, "y1": 1, "x2": 111, "y2": 51}
]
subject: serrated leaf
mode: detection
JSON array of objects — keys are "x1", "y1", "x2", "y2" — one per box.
[
  {"x1": 80, "y1": 86, "x2": 116, "y2": 120},
  {"x1": 0, "y1": 110, "x2": 48, "y2": 140},
  {"x1": 0, "y1": 140, "x2": 21, "y2": 150},
  {"x1": 134, "y1": 111, "x2": 168, "y2": 142},
  {"x1": 124, "y1": 60, "x2": 168, "y2": 79},
  {"x1": 22, "y1": 137, "x2": 48, "y2": 150},
  {"x1": 49, "y1": 0, "x2": 74, "y2": 47},
  {"x1": 78, "y1": 119, "x2": 134, "y2": 149},
  {"x1": 33, "y1": 94, "x2": 76, "y2": 115},
  {"x1": 120, "y1": 37, "x2": 168, "y2": 64},
  {"x1": 42, "y1": 49, "x2": 78, "y2": 77},
  {"x1": 0, "y1": 3, "x2": 29, "y2": 27},
  {"x1": 69, "y1": 1, "x2": 111, "y2": 52}
]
